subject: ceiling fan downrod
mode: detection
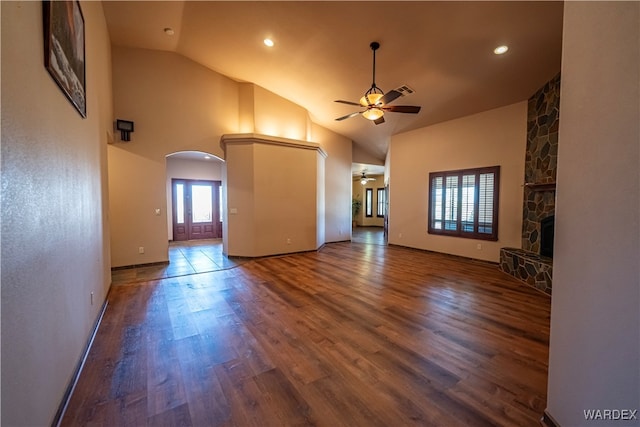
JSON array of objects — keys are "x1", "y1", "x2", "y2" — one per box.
[{"x1": 364, "y1": 41, "x2": 384, "y2": 105}]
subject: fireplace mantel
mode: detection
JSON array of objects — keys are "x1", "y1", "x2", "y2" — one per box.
[{"x1": 524, "y1": 182, "x2": 556, "y2": 192}]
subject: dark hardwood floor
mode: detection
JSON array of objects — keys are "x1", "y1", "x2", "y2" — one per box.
[
  {"x1": 352, "y1": 226, "x2": 385, "y2": 245},
  {"x1": 62, "y1": 242, "x2": 550, "y2": 426}
]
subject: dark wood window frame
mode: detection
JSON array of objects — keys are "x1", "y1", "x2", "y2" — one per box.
[
  {"x1": 376, "y1": 188, "x2": 386, "y2": 217},
  {"x1": 365, "y1": 188, "x2": 373, "y2": 217},
  {"x1": 428, "y1": 166, "x2": 500, "y2": 241}
]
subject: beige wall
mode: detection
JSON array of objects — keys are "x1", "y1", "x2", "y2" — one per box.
[
  {"x1": 239, "y1": 83, "x2": 256, "y2": 133},
  {"x1": 165, "y1": 156, "x2": 224, "y2": 240},
  {"x1": 108, "y1": 146, "x2": 169, "y2": 266},
  {"x1": 111, "y1": 46, "x2": 238, "y2": 160},
  {"x1": 223, "y1": 141, "x2": 255, "y2": 255},
  {"x1": 546, "y1": 2, "x2": 639, "y2": 425},
  {"x1": 388, "y1": 102, "x2": 527, "y2": 262},
  {"x1": 311, "y1": 122, "x2": 353, "y2": 242},
  {"x1": 1, "y1": 2, "x2": 112, "y2": 425},
  {"x1": 317, "y1": 152, "x2": 326, "y2": 247},
  {"x1": 253, "y1": 85, "x2": 311, "y2": 141},
  {"x1": 354, "y1": 143, "x2": 385, "y2": 165},
  {"x1": 253, "y1": 141, "x2": 319, "y2": 255},
  {"x1": 223, "y1": 136, "x2": 322, "y2": 256},
  {"x1": 239, "y1": 83, "x2": 311, "y2": 141}
]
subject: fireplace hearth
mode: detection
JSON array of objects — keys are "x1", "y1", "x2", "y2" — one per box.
[{"x1": 500, "y1": 248, "x2": 553, "y2": 295}]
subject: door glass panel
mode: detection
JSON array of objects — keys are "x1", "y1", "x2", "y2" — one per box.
[
  {"x1": 176, "y1": 183, "x2": 185, "y2": 224},
  {"x1": 219, "y1": 187, "x2": 223, "y2": 222},
  {"x1": 191, "y1": 184, "x2": 212, "y2": 223}
]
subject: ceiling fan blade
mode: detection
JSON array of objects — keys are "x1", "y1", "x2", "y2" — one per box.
[
  {"x1": 334, "y1": 100, "x2": 362, "y2": 106},
  {"x1": 335, "y1": 111, "x2": 362, "y2": 121},
  {"x1": 382, "y1": 105, "x2": 421, "y2": 114},
  {"x1": 374, "y1": 116, "x2": 385, "y2": 125},
  {"x1": 377, "y1": 90, "x2": 402, "y2": 106}
]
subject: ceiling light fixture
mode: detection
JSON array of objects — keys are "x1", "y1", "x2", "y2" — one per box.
[
  {"x1": 359, "y1": 92, "x2": 383, "y2": 108},
  {"x1": 334, "y1": 42, "x2": 421, "y2": 124},
  {"x1": 263, "y1": 38, "x2": 274, "y2": 47},
  {"x1": 358, "y1": 172, "x2": 375, "y2": 186},
  {"x1": 362, "y1": 107, "x2": 384, "y2": 121},
  {"x1": 163, "y1": 27, "x2": 175, "y2": 36},
  {"x1": 494, "y1": 45, "x2": 509, "y2": 55}
]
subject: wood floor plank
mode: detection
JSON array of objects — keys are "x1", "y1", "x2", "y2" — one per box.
[
  {"x1": 144, "y1": 289, "x2": 188, "y2": 418},
  {"x1": 146, "y1": 402, "x2": 193, "y2": 427},
  {"x1": 174, "y1": 335, "x2": 232, "y2": 426},
  {"x1": 61, "y1": 242, "x2": 551, "y2": 426}
]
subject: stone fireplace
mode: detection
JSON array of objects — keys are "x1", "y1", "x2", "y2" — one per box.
[
  {"x1": 522, "y1": 74, "x2": 560, "y2": 253},
  {"x1": 500, "y1": 74, "x2": 560, "y2": 295}
]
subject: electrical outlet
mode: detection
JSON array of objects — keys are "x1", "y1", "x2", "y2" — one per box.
[
  {"x1": 476, "y1": 243, "x2": 482, "y2": 250},
  {"x1": 139, "y1": 246, "x2": 145, "y2": 254},
  {"x1": 286, "y1": 238, "x2": 291, "y2": 244}
]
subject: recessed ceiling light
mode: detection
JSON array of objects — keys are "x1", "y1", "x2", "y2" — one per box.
[
  {"x1": 494, "y1": 45, "x2": 509, "y2": 55},
  {"x1": 164, "y1": 27, "x2": 175, "y2": 36},
  {"x1": 263, "y1": 38, "x2": 274, "y2": 47}
]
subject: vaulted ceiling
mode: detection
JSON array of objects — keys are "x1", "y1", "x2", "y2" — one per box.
[{"x1": 102, "y1": 1, "x2": 563, "y2": 160}]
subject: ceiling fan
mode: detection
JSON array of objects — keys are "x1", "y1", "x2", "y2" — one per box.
[
  {"x1": 354, "y1": 171, "x2": 376, "y2": 185},
  {"x1": 335, "y1": 41, "x2": 421, "y2": 125}
]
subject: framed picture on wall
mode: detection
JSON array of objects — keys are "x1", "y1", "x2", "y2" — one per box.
[{"x1": 43, "y1": 0, "x2": 86, "y2": 118}]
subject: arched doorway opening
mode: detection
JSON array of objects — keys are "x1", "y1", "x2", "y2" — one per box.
[{"x1": 166, "y1": 151, "x2": 225, "y2": 242}]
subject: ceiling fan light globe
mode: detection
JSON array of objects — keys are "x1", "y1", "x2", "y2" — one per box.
[
  {"x1": 360, "y1": 92, "x2": 383, "y2": 106},
  {"x1": 362, "y1": 107, "x2": 384, "y2": 121}
]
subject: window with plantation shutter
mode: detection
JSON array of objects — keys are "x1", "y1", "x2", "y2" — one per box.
[{"x1": 428, "y1": 166, "x2": 500, "y2": 241}]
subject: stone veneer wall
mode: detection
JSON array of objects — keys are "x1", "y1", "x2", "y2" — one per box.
[{"x1": 522, "y1": 73, "x2": 561, "y2": 253}]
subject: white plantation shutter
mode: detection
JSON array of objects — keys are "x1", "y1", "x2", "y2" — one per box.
[
  {"x1": 461, "y1": 174, "x2": 475, "y2": 232},
  {"x1": 428, "y1": 166, "x2": 499, "y2": 241},
  {"x1": 478, "y1": 173, "x2": 495, "y2": 235},
  {"x1": 444, "y1": 176, "x2": 458, "y2": 231}
]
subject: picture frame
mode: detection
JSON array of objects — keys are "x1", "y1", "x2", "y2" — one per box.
[{"x1": 43, "y1": 0, "x2": 86, "y2": 118}]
